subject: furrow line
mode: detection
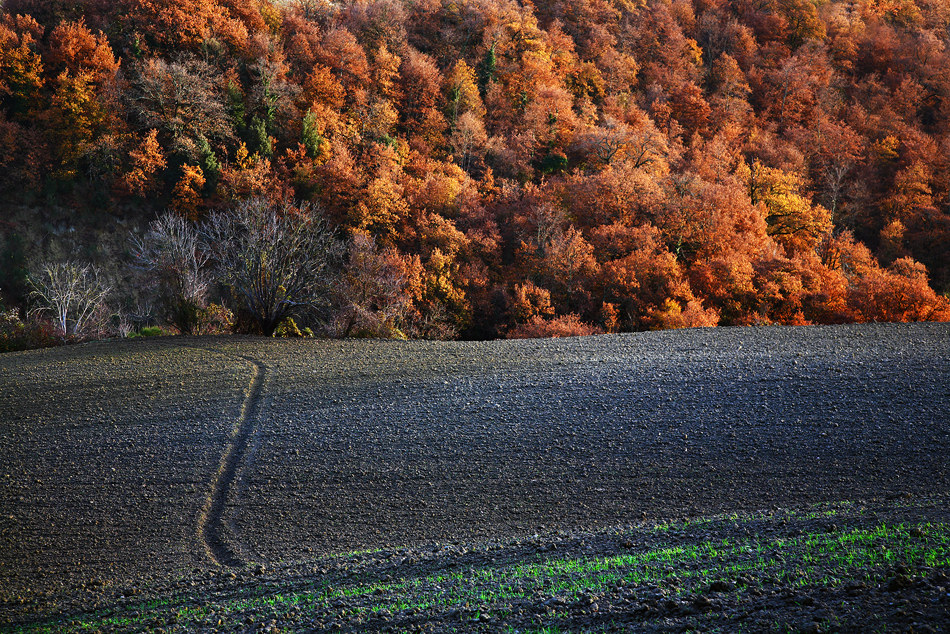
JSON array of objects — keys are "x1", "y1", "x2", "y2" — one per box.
[{"x1": 197, "y1": 356, "x2": 266, "y2": 567}]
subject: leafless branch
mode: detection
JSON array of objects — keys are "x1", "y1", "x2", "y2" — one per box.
[
  {"x1": 28, "y1": 261, "x2": 112, "y2": 338},
  {"x1": 202, "y1": 197, "x2": 343, "y2": 335}
]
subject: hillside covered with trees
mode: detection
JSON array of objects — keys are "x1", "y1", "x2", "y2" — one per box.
[{"x1": 1, "y1": 0, "x2": 949, "y2": 342}]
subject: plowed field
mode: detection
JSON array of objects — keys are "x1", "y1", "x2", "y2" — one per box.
[{"x1": 1, "y1": 323, "x2": 948, "y2": 630}]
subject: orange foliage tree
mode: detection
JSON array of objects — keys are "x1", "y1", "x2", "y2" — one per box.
[{"x1": 2, "y1": 0, "x2": 950, "y2": 337}]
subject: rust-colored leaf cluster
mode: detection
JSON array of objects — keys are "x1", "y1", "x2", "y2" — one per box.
[{"x1": 1, "y1": 0, "x2": 948, "y2": 337}]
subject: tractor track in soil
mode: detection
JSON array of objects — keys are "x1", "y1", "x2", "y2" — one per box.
[{"x1": 196, "y1": 353, "x2": 266, "y2": 568}]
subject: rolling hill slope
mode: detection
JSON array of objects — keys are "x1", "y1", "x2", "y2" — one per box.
[{"x1": 1, "y1": 324, "x2": 948, "y2": 628}]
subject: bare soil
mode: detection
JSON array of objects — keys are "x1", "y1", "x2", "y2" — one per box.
[{"x1": 1, "y1": 323, "x2": 948, "y2": 631}]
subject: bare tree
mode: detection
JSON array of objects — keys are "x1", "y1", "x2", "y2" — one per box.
[
  {"x1": 29, "y1": 261, "x2": 112, "y2": 338},
  {"x1": 203, "y1": 197, "x2": 343, "y2": 335},
  {"x1": 130, "y1": 211, "x2": 212, "y2": 334}
]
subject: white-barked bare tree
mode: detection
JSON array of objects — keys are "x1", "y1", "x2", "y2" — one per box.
[{"x1": 28, "y1": 261, "x2": 112, "y2": 338}]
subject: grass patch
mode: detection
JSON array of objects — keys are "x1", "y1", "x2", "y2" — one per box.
[{"x1": 128, "y1": 326, "x2": 165, "y2": 338}]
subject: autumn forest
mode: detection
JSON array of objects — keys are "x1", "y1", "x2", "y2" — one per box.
[{"x1": 1, "y1": 0, "x2": 949, "y2": 343}]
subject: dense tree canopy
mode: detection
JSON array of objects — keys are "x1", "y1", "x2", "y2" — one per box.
[{"x1": 1, "y1": 0, "x2": 948, "y2": 338}]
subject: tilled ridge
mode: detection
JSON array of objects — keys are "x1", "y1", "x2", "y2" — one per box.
[{"x1": 198, "y1": 355, "x2": 266, "y2": 567}]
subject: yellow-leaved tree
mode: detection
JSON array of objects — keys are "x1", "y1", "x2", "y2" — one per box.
[{"x1": 739, "y1": 160, "x2": 832, "y2": 255}]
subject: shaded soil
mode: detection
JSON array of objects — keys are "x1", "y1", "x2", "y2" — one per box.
[
  {"x1": 11, "y1": 498, "x2": 950, "y2": 633},
  {"x1": 1, "y1": 323, "x2": 949, "y2": 630}
]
